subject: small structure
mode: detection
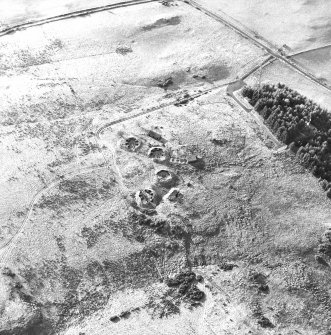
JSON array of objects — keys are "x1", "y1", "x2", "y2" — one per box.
[
  {"x1": 124, "y1": 137, "x2": 140, "y2": 151},
  {"x1": 282, "y1": 44, "x2": 291, "y2": 52},
  {"x1": 157, "y1": 77, "x2": 173, "y2": 89},
  {"x1": 135, "y1": 189, "x2": 156, "y2": 209},
  {"x1": 211, "y1": 138, "x2": 228, "y2": 145},
  {"x1": 165, "y1": 188, "x2": 183, "y2": 203},
  {"x1": 186, "y1": 155, "x2": 199, "y2": 164},
  {"x1": 186, "y1": 154, "x2": 205, "y2": 169},
  {"x1": 169, "y1": 157, "x2": 187, "y2": 164},
  {"x1": 148, "y1": 130, "x2": 163, "y2": 142},
  {"x1": 148, "y1": 147, "x2": 166, "y2": 161},
  {"x1": 155, "y1": 169, "x2": 178, "y2": 188},
  {"x1": 156, "y1": 169, "x2": 171, "y2": 181}
]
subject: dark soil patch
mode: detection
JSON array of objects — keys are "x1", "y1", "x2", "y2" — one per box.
[
  {"x1": 142, "y1": 16, "x2": 181, "y2": 31},
  {"x1": 194, "y1": 64, "x2": 230, "y2": 83}
]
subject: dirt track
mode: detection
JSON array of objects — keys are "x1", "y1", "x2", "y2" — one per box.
[{"x1": 0, "y1": 165, "x2": 109, "y2": 264}]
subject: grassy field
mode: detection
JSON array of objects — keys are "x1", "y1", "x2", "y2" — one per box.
[
  {"x1": 194, "y1": 0, "x2": 331, "y2": 52},
  {"x1": 292, "y1": 46, "x2": 331, "y2": 85},
  {"x1": 0, "y1": 0, "x2": 265, "y2": 250},
  {"x1": 245, "y1": 59, "x2": 331, "y2": 110},
  {"x1": 2, "y1": 84, "x2": 331, "y2": 334},
  {"x1": 1, "y1": 1, "x2": 331, "y2": 335},
  {"x1": 56, "y1": 86, "x2": 331, "y2": 334},
  {"x1": 0, "y1": 0, "x2": 124, "y2": 29}
]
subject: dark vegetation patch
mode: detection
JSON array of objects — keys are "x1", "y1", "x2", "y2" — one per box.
[
  {"x1": 2, "y1": 267, "x2": 16, "y2": 278},
  {"x1": 0, "y1": 38, "x2": 63, "y2": 71},
  {"x1": 109, "y1": 307, "x2": 143, "y2": 324},
  {"x1": 192, "y1": 252, "x2": 226, "y2": 267},
  {"x1": 161, "y1": 0, "x2": 178, "y2": 6},
  {"x1": 78, "y1": 139, "x2": 101, "y2": 156},
  {"x1": 48, "y1": 152, "x2": 75, "y2": 168},
  {"x1": 218, "y1": 262, "x2": 238, "y2": 271},
  {"x1": 29, "y1": 248, "x2": 161, "y2": 331},
  {"x1": 37, "y1": 176, "x2": 114, "y2": 210},
  {"x1": 257, "y1": 315, "x2": 274, "y2": 328},
  {"x1": 243, "y1": 83, "x2": 331, "y2": 199},
  {"x1": 142, "y1": 16, "x2": 181, "y2": 31},
  {"x1": 316, "y1": 228, "x2": 331, "y2": 263},
  {"x1": 81, "y1": 215, "x2": 140, "y2": 247},
  {"x1": 0, "y1": 311, "x2": 52, "y2": 335},
  {"x1": 148, "y1": 296, "x2": 181, "y2": 318},
  {"x1": 116, "y1": 46, "x2": 133, "y2": 55},
  {"x1": 149, "y1": 271, "x2": 204, "y2": 319},
  {"x1": 80, "y1": 221, "x2": 115, "y2": 248},
  {"x1": 157, "y1": 77, "x2": 173, "y2": 89},
  {"x1": 248, "y1": 270, "x2": 269, "y2": 294},
  {"x1": 110, "y1": 316, "x2": 121, "y2": 323},
  {"x1": 165, "y1": 270, "x2": 204, "y2": 302},
  {"x1": 3, "y1": 267, "x2": 36, "y2": 305},
  {"x1": 55, "y1": 235, "x2": 66, "y2": 252},
  {"x1": 128, "y1": 212, "x2": 188, "y2": 240},
  {"x1": 196, "y1": 64, "x2": 230, "y2": 83},
  {"x1": 250, "y1": 299, "x2": 274, "y2": 329}
]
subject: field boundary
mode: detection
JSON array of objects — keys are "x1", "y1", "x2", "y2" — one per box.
[
  {"x1": 183, "y1": 0, "x2": 331, "y2": 93},
  {"x1": 0, "y1": 0, "x2": 158, "y2": 38}
]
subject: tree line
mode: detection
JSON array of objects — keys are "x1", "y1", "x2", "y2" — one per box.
[{"x1": 242, "y1": 83, "x2": 331, "y2": 199}]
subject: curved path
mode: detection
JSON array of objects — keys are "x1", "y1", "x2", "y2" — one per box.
[
  {"x1": 0, "y1": 0, "x2": 295, "y2": 263},
  {"x1": 0, "y1": 78, "x2": 236, "y2": 262},
  {"x1": 0, "y1": 165, "x2": 107, "y2": 264},
  {"x1": 0, "y1": 56, "x2": 274, "y2": 262}
]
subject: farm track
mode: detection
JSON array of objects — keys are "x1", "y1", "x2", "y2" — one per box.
[
  {"x1": 0, "y1": 165, "x2": 108, "y2": 264},
  {"x1": 0, "y1": 0, "x2": 289, "y2": 264},
  {"x1": 0, "y1": 3, "x2": 329, "y2": 334},
  {"x1": 0, "y1": 0, "x2": 329, "y2": 73},
  {"x1": 0, "y1": 84, "x2": 217, "y2": 259},
  {"x1": 96, "y1": 80, "x2": 236, "y2": 137},
  {"x1": 0, "y1": 0, "x2": 159, "y2": 38},
  {"x1": 0, "y1": 0, "x2": 322, "y2": 275},
  {"x1": 290, "y1": 44, "x2": 331, "y2": 57},
  {"x1": 184, "y1": 0, "x2": 331, "y2": 93},
  {"x1": 0, "y1": 56, "x2": 278, "y2": 261}
]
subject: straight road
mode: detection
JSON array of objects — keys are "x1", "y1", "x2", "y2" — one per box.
[
  {"x1": 0, "y1": 0, "x2": 159, "y2": 37},
  {"x1": 185, "y1": 0, "x2": 331, "y2": 93}
]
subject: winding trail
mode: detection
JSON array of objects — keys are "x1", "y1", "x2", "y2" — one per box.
[
  {"x1": 1, "y1": 0, "x2": 324, "y2": 267},
  {"x1": 0, "y1": 57, "x2": 279, "y2": 262},
  {"x1": 0, "y1": 165, "x2": 107, "y2": 264},
  {"x1": 0, "y1": 78, "x2": 235, "y2": 262},
  {"x1": 96, "y1": 132, "x2": 129, "y2": 194}
]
